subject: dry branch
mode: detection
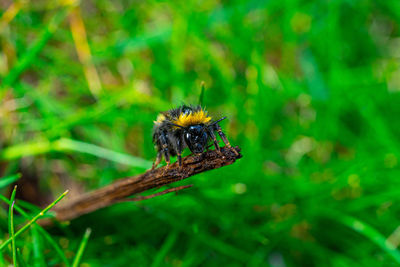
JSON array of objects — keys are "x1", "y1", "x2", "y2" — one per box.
[
  {"x1": 127, "y1": 184, "x2": 193, "y2": 202},
  {"x1": 43, "y1": 146, "x2": 242, "y2": 224}
]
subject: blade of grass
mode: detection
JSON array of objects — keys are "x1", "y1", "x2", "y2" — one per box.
[
  {"x1": 9, "y1": 185, "x2": 17, "y2": 267},
  {"x1": 0, "y1": 190, "x2": 69, "y2": 251},
  {"x1": 16, "y1": 248, "x2": 28, "y2": 267},
  {"x1": 54, "y1": 138, "x2": 153, "y2": 168},
  {"x1": 0, "y1": 138, "x2": 152, "y2": 169},
  {"x1": 69, "y1": 5, "x2": 102, "y2": 97},
  {"x1": 14, "y1": 82, "x2": 170, "y2": 135},
  {"x1": 324, "y1": 210, "x2": 400, "y2": 264},
  {"x1": 180, "y1": 242, "x2": 204, "y2": 267},
  {"x1": 0, "y1": 1, "x2": 24, "y2": 33},
  {"x1": 0, "y1": 140, "x2": 52, "y2": 159},
  {"x1": 0, "y1": 173, "x2": 21, "y2": 188},
  {"x1": 0, "y1": 194, "x2": 70, "y2": 266},
  {"x1": 11, "y1": 199, "x2": 42, "y2": 214},
  {"x1": 150, "y1": 209, "x2": 251, "y2": 262},
  {"x1": 37, "y1": 225, "x2": 70, "y2": 267},
  {"x1": 72, "y1": 228, "x2": 92, "y2": 267},
  {"x1": 151, "y1": 231, "x2": 178, "y2": 267},
  {"x1": 0, "y1": 251, "x2": 4, "y2": 266},
  {"x1": 0, "y1": 6, "x2": 70, "y2": 90},
  {"x1": 198, "y1": 81, "x2": 205, "y2": 106},
  {"x1": 32, "y1": 226, "x2": 46, "y2": 267},
  {"x1": 113, "y1": 27, "x2": 172, "y2": 55}
]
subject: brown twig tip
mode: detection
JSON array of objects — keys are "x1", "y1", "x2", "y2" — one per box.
[
  {"x1": 41, "y1": 146, "x2": 242, "y2": 224},
  {"x1": 127, "y1": 184, "x2": 193, "y2": 202}
]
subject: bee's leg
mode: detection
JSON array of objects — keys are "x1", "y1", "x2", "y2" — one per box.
[
  {"x1": 152, "y1": 152, "x2": 162, "y2": 170},
  {"x1": 163, "y1": 147, "x2": 171, "y2": 167},
  {"x1": 215, "y1": 123, "x2": 239, "y2": 155},
  {"x1": 206, "y1": 127, "x2": 221, "y2": 153},
  {"x1": 176, "y1": 136, "x2": 183, "y2": 168},
  {"x1": 160, "y1": 132, "x2": 171, "y2": 167}
]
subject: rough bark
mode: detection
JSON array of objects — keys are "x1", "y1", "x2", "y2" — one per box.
[{"x1": 43, "y1": 146, "x2": 241, "y2": 224}]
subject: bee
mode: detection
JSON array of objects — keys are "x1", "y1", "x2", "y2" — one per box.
[{"x1": 152, "y1": 105, "x2": 236, "y2": 169}]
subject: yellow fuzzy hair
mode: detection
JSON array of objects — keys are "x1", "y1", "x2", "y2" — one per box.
[
  {"x1": 154, "y1": 114, "x2": 166, "y2": 124},
  {"x1": 172, "y1": 109, "x2": 211, "y2": 127}
]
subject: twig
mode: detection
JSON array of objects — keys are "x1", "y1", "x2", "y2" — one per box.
[
  {"x1": 127, "y1": 184, "x2": 193, "y2": 202},
  {"x1": 41, "y1": 146, "x2": 242, "y2": 224}
]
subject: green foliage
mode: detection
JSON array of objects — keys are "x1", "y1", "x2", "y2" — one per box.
[{"x1": 1, "y1": 0, "x2": 400, "y2": 266}]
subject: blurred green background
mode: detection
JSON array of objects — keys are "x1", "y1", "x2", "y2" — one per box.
[{"x1": 1, "y1": 0, "x2": 400, "y2": 266}]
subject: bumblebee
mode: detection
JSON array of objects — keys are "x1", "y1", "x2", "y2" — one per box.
[{"x1": 152, "y1": 105, "x2": 236, "y2": 169}]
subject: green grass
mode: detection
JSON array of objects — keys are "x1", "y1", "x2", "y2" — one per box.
[
  {"x1": 0, "y1": 190, "x2": 69, "y2": 251},
  {"x1": 1, "y1": 0, "x2": 400, "y2": 266},
  {"x1": 0, "y1": 173, "x2": 21, "y2": 188},
  {"x1": 8, "y1": 186, "x2": 17, "y2": 266},
  {"x1": 0, "y1": 194, "x2": 71, "y2": 266},
  {"x1": 72, "y1": 228, "x2": 92, "y2": 267}
]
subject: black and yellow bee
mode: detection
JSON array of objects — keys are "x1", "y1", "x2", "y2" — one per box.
[{"x1": 152, "y1": 105, "x2": 236, "y2": 169}]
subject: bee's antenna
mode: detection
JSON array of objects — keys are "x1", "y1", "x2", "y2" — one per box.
[
  {"x1": 170, "y1": 122, "x2": 185, "y2": 129},
  {"x1": 210, "y1": 116, "x2": 227, "y2": 126},
  {"x1": 204, "y1": 117, "x2": 227, "y2": 132}
]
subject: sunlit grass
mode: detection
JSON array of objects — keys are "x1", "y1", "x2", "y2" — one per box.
[{"x1": 0, "y1": 138, "x2": 152, "y2": 169}]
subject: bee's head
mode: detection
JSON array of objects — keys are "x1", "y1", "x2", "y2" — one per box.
[{"x1": 184, "y1": 125, "x2": 208, "y2": 154}]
